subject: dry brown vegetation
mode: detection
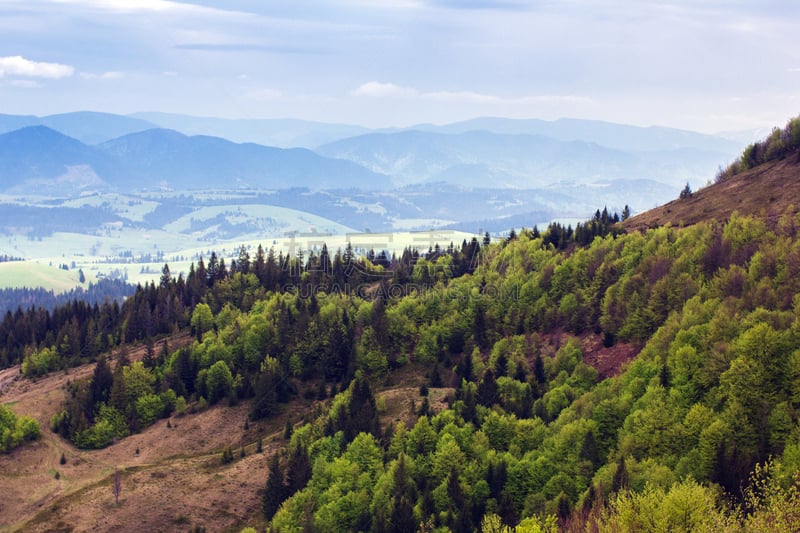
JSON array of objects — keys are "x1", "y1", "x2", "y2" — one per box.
[
  {"x1": 625, "y1": 148, "x2": 800, "y2": 232},
  {"x1": 0, "y1": 340, "x2": 459, "y2": 533},
  {"x1": 0, "y1": 333, "x2": 294, "y2": 533}
]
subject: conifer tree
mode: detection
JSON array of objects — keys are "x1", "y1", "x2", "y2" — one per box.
[
  {"x1": 389, "y1": 454, "x2": 417, "y2": 533},
  {"x1": 286, "y1": 444, "x2": 312, "y2": 496},
  {"x1": 477, "y1": 369, "x2": 498, "y2": 407},
  {"x1": 263, "y1": 453, "x2": 287, "y2": 521}
]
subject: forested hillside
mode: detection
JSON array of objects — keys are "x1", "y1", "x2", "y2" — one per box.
[
  {"x1": 260, "y1": 213, "x2": 800, "y2": 531},
  {"x1": 3, "y1": 192, "x2": 799, "y2": 530}
]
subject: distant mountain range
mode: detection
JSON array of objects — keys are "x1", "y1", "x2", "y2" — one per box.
[
  {"x1": 0, "y1": 126, "x2": 384, "y2": 193},
  {"x1": 130, "y1": 112, "x2": 371, "y2": 149},
  {"x1": 0, "y1": 111, "x2": 156, "y2": 145},
  {"x1": 316, "y1": 130, "x2": 732, "y2": 188},
  {"x1": 0, "y1": 110, "x2": 756, "y2": 213},
  {"x1": 408, "y1": 117, "x2": 740, "y2": 152}
]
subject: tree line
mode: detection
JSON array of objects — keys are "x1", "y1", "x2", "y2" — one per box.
[{"x1": 716, "y1": 114, "x2": 800, "y2": 181}]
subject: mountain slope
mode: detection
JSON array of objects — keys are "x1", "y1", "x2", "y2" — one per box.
[
  {"x1": 0, "y1": 126, "x2": 387, "y2": 193},
  {"x1": 0, "y1": 126, "x2": 117, "y2": 192},
  {"x1": 97, "y1": 128, "x2": 385, "y2": 190},
  {"x1": 626, "y1": 148, "x2": 800, "y2": 231}
]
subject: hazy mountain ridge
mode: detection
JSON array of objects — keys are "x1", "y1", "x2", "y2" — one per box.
[
  {"x1": 0, "y1": 111, "x2": 755, "y2": 255},
  {"x1": 0, "y1": 126, "x2": 120, "y2": 192},
  {"x1": 0, "y1": 126, "x2": 386, "y2": 193},
  {"x1": 130, "y1": 112, "x2": 372, "y2": 149},
  {"x1": 317, "y1": 129, "x2": 736, "y2": 188},
  {"x1": 129, "y1": 112, "x2": 745, "y2": 189},
  {"x1": 412, "y1": 116, "x2": 742, "y2": 152},
  {"x1": 0, "y1": 111, "x2": 157, "y2": 145}
]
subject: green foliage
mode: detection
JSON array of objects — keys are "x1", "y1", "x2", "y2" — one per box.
[
  {"x1": 21, "y1": 346, "x2": 58, "y2": 378},
  {"x1": 122, "y1": 361, "x2": 155, "y2": 404},
  {"x1": 742, "y1": 461, "x2": 800, "y2": 532},
  {"x1": 0, "y1": 403, "x2": 40, "y2": 453},
  {"x1": 135, "y1": 394, "x2": 165, "y2": 426},
  {"x1": 259, "y1": 210, "x2": 800, "y2": 530},
  {"x1": 717, "y1": 114, "x2": 800, "y2": 181},
  {"x1": 190, "y1": 303, "x2": 214, "y2": 340},
  {"x1": 205, "y1": 360, "x2": 233, "y2": 404},
  {"x1": 595, "y1": 479, "x2": 731, "y2": 532},
  {"x1": 75, "y1": 404, "x2": 129, "y2": 449}
]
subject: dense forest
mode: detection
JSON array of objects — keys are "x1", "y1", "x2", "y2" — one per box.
[{"x1": 4, "y1": 195, "x2": 800, "y2": 530}]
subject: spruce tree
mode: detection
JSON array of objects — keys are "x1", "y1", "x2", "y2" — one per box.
[
  {"x1": 612, "y1": 456, "x2": 629, "y2": 492},
  {"x1": 263, "y1": 453, "x2": 287, "y2": 521},
  {"x1": 286, "y1": 444, "x2": 312, "y2": 496},
  {"x1": 477, "y1": 369, "x2": 498, "y2": 407},
  {"x1": 389, "y1": 454, "x2": 417, "y2": 533}
]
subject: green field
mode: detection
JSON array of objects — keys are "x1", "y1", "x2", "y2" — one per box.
[
  {"x1": 0, "y1": 262, "x2": 84, "y2": 293},
  {"x1": 0, "y1": 229, "x2": 485, "y2": 291}
]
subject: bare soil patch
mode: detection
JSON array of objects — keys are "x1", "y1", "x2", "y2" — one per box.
[{"x1": 535, "y1": 329, "x2": 640, "y2": 380}]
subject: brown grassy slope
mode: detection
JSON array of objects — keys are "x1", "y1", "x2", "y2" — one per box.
[
  {"x1": 0, "y1": 342, "x2": 440, "y2": 533},
  {"x1": 625, "y1": 148, "x2": 800, "y2": 231}
]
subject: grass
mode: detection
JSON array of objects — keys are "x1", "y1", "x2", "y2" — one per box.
[{"x1": 0, "y1": 262, "x2": 83, "y2": 293}]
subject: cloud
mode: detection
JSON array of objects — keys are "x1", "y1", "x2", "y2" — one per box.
[
  {"x1": 174, "y1": 42, "x2": 327, "y2": 54},
  {"x1": 353, "y1": 81, "x2": 592, "y2": 106},
  {"x1": 48, "y1": 0, "x2": 195, "y2": 13},
  {"x1": 0, "y1": 55, "x2": 74, "y2": 79},
  {"x1": 80, "y1": 71, "x2": 125, "y2": 80},
  {"x1": 427, "y1": 0, "x2": 530, "y2": 10},
  {"x1": 353, "y1": 81, "x2": 419, "y2": 98}
]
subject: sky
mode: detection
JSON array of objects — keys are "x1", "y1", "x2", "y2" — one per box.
[{"x1": 0, "y1": 0, "x2": 798, "y2": 133}]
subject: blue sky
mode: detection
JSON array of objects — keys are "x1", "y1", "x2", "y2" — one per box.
[{"x1": 0, "y1": 0, "x2": 798, "y2": 132}]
